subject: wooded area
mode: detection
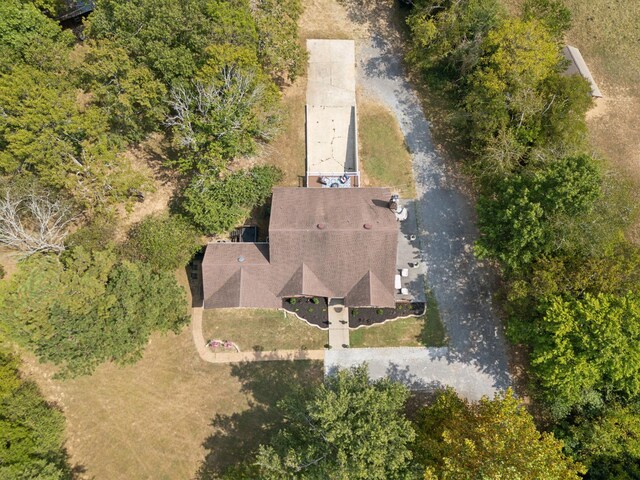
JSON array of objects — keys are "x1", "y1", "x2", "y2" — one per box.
[{"x1": 407, "y1": 0, "x2": 640, "y2": 477}]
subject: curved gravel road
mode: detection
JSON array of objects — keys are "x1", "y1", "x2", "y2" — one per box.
[{"x1": 356, "y1": 30, "x2": 511, "y2": 393}]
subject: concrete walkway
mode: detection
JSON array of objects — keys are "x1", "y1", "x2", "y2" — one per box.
[
  {"x1": 355, "y1": 24, "x2": 511, "y2": 393},
  {"x1": 191, "y1": 307, "x2": 324, "y2": 363},
  {"x1": 328, "y1": 301, "x2": 350, "y2": 349}
]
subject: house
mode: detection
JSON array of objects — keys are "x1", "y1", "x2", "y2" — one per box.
[
  {"x1": 201, "y1": 187, "x2": 399, "y2": 309},
  {"x1": 58, "y1": 0, "x2": 94, "y2": 21}
]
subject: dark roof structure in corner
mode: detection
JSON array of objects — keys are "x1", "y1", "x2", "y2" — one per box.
[{"x1": 202, "y1": 187, "x2": 398, "y2": 309}]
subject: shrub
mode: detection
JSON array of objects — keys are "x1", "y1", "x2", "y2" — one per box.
[
  {"x1": 124, "y1": 214, "x2": 200, "y2": 271},
  {"x1": 376, "y1": 309, "x2": 384, "y2": 315},
  {"x1": 289, "y1": 297, "x2": 297, "y2": 304},
  {"x1": 311, "y1": 297, "x2": 319, "y2": 304},
  {"x1": 181, "y1": 165, "x2": 282, "y2": 234}
]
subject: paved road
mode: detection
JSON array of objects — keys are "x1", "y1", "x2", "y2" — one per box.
[{"x1": 355, "y1": 32, "x2": 511, "y2": 394}]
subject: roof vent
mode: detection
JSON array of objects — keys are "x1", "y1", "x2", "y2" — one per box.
[
  {"x1": 317, "y1": 223, "x2": 326, "y2": 230},
  {"x1": 237, "y1": 256, "x2": 245, "y2": 263},
  {"x1": 363, "y1": 223, "x2": 372, "y2": 230}
]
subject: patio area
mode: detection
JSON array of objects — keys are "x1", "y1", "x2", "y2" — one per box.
[
  {"x1": 395, "y1": 199, "x2": 426, "y2": 303},
  {"x1": 305, "y1": 39, "x2": 360, "y2": 186}
]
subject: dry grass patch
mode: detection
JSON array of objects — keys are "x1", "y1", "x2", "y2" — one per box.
[
  {"x1": 358, "y1": 99, "x2": 416, "y2": 198},
  {"x1": 501, "y1": 0, "x2": 640, "y2": 188},
  {"x1": 20, "y1": 329, "x2": 247, "y2": 480},
  {"x1": 20, "y1": 323, "x2": 323, "y2": 480},
  {"x1": 202, "y1": 308, "x2": 327, "y2": 351},
  {"x1": 260, "y1": 81, "x2": 307, "y2": 186}
]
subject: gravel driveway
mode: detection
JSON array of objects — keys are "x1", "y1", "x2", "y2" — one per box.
[{"x1": 355, "y1": 31, "x2": 511, "y2": 393}]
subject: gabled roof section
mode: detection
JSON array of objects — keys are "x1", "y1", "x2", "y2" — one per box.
[
  {"x1": 346, "y1": 270, "x2": 396, "y2": 308},
  {"x1": 201, "y1": 187, "x2": 399, "y2": 309},
  {"x1": 279, "y1": 263, "x2": 334, "y2": 298}
]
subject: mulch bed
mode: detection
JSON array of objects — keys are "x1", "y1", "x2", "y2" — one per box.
[
  {"x1": 282, "y1": 298, "x2": 426, "y2": 329},
  {"x1": 282, "y1": 297, "x2": 329, "y2": 329},
  {"x1": 349, "y1": 302, "x2": 426, "y2": 328}
]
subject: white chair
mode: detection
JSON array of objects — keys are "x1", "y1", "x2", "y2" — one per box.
[
  {"x1": 400, "y1": 288, "x2": 409, "y2": 295},
  {"x1": 401, "y1": 268, "x2": 409, "y2": 277}
]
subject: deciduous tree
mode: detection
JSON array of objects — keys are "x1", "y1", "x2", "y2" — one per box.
[
  {"x1": 530, "y1": 293, "x2": 640, "y2": 413},
  {"x1": 124, "y1": 214, "x2": 200, "y2": 271},
  {"x1": 0, "y1": 248, "x2": 189, "y2": 376},
  {"x1": 0, "y1": 66, "x2": 146, "y2": 207},
  {"x1": 0, "y1": 0, "x2": 73, "y2": 73},
  {"x1": 166, "y1": 69, "x2": 279, "y2": 172},
  {"x1": 0, "y1": 351, "x2": 72, "y2": 479},
  {"x1": 81, "y1": 40, "x2": 168, "y2": 142},
  {"x1": 181, "y1": 165, "x2": 281, "y2": 234},
  {"x1": 254, "y1": 365, "x2": 416, "y2": 479},
  {"x1": 0, "y1": 182, "x2": 76, "y2": 255},
  {"x1": 414, "y1": 388, "x2": 585, "y2": 479}
]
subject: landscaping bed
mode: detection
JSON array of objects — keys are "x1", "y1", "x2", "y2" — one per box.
[
  {"x1": 282, "y1": 297, "x2": 329, "y2": 328},
  {"x1": 349, "y1": 302, "x2": 425, "y2": 328}
]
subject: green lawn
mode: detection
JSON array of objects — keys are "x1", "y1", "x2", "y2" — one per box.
[
  {"x1": 202, "y1": 308, "x2": 327, "y2": 351},
  {"x1": 358, "y1": 100, "x2": 416, "y2": 198},
  {"x1": 350, "y1": 291, "x2": 446, "y2": 348}
]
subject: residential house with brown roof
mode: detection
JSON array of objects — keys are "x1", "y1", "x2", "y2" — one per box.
[{"x1": 201, "y1": 187, "x2": 399, "y2": 309}]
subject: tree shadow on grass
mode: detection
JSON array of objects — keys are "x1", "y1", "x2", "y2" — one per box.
[{"x1": 195, "y1": 360, "x2": 323, "y2": 479}]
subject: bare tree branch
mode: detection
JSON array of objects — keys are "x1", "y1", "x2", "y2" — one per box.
[{"x1": 0, "y1": 187, "x2": 76, "y2": 255}]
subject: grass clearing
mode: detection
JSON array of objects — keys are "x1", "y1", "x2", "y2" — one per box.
[
  {"x1": 350, "y1": 291, "x2": 446, "y2": 348},
  {"x1": 202, "y1": 308, "x2": 327, "y2": 351},
  {"x1": 358, "y1": 99, "x2": 417, "y2": 198},
  {"x1": 260, "y1": 81, "x2": 307, "y2": 187},
  {"x1": 21, "y1": 323, "x2": 322, "y2": 480},
  {"x1": 17, "y1": 270, "x2": 323, "y2": 479},
  {"x1": 501, "y1": 0, "x2": 640, "y2": 200}
]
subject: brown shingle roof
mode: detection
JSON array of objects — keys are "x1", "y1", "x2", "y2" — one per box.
[{"x1": 201, "y1": 187, "x2": 398, "y2": 308}]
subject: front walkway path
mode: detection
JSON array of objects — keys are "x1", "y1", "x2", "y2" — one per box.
[
  {"x1": 328, "y1": 301, "x2": 350, "y2": 349},
  {"x1": 192, "y1": 307, "x2": 324, "y2": 364}
]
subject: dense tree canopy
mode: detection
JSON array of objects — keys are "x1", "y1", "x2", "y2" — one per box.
[
  {"x1": 124, "y1": 214, "x2": 200, "y2": 272},
  {"x1": 530, "y1": 293, "x2": 640, "y2": 412},
  {"x1": 476, "y1": 154, "x2": 602, "y2": 271},
  {"x1": 80, "y1": 40, "x2": 168, "y2": 143},
  {"x1": 0, "y1": 248, "x2": 189, "y2": 376},
  {"x1": 253, "y1": 365, "x2": 416, "y2": 480},
  {"x1": 414, "y1": 388, "x2": 585, "y2": 479},
  {"x1": 181, "y1": 165, "x2": 282, "y2": 234},
  {"x1": 0, "y1": 351, "x2": 72, "y2": 479},
  {"x1": 0, "y1": 0, "x2": 73, "y2": 73},
  {"x1": 407, "y1": 0, "x2": 505, "y2": 76}
]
